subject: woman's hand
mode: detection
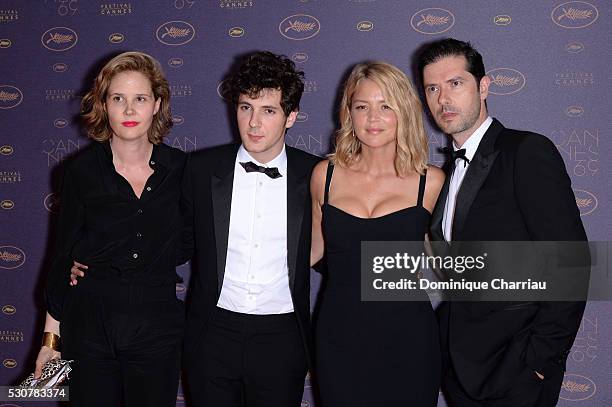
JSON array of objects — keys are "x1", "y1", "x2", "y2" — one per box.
[{"x1": 34, "y1": 346, "x2": 61, "y2": 379}]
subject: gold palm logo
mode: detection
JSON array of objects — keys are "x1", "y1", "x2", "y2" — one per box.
[
  {"x1": 161, "y1": 26, "x2": 191, "y2": 39},
  {"x1": 557, "y1": 7, "x2": 593, "y2": 21},
  {"x1": 416, "y1": 14, "x2": 449, "y2": 26},
  {"x1": 0, "y1": 251, "x2": 22, "y2": 262},
  {"x1": 284, "y1": 20, "x2": 316, "y2": 32},
  {"x1": 0, "y1": 90, "x2": 19, "y2": 101},
  {"x1": 490, "y1": 74, "x2": 520, "y2": 86},
  {"x1": 575, "y1": 198, "x2": 593, "y2": 208},
  {"x1": 562, "y1": 379, "x2": 591, "y2": 393},
  {"x1": 46, "y1": 32, "x2": 74, "y2": 44}
]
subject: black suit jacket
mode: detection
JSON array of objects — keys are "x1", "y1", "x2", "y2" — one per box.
[
  {"x1": 180, "y1": 143, "x2": 321, "y2": 369},
  {"x1": 431, "y1": 119, "x2": 587, "y2": 400}
]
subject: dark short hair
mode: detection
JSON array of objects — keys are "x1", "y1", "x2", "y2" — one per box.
[
  {"x1": 81, "y1": 52, "x2": 172, "y2": 144},
  {"x1": 416, "y1": 38, "x2": 486, "y2": 86},
  {"x1": 224, "y1": 51, "x2": 304, "y2": 116}
]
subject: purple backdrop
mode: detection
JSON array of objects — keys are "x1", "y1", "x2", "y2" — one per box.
[{"x1": 1, "y1": 1, "x2": 610, "y2": 405}]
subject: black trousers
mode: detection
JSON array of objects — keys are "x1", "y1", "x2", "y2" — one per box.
[
  {"x1": 60, "y1": 278, "x2": 184, "y2": 407},
  {"x1": 442, "y1": 363, "x2": 560, "y2": 407},
  {"x1": 187, "y1": 307, "x2": 308, "y2": 407}
]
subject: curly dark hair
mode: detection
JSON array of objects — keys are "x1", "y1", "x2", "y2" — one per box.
[{"x1": 224, "y1": 51, "x2": 305, "y2": 116}]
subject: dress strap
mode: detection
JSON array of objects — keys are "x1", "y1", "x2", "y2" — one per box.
[
  {"x1": 417, "y1": 169, "x2": 427, "y2": 207},
  {"x1": 324, "y1": 161, "x2": 335, "y2": 205}
]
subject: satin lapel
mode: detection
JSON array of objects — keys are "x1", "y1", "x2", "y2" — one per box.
[
  {"x1": 451, "y1": 119, "x2": 504, "y2": 240},
  {"x1": 286, "y1": 147, "x2": 308, "y2": 291},
  {"x1": 211, "y1": 147, "x2": 239, "y2": 293}
]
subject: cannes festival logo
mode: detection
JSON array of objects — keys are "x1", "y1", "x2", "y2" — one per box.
[
  {"x1": 41, "y1": 27, "x2": 78, "y2": 51},
  {"x1": 494, "y1": 15, "x2": 511, "y2": 26},
  {"x1": 168, "y1": 57, "x2": 184, "y2": 68},
  {"x1": 292, "y1": 52, "x2": 309, "y2": 64},
  {"x1": 565, "y1": 106, "x2": 584, "y2": 117},
  {"x1": 573, "y1": 189, "x2": 597, "y2": 216},
  {"x1": 53, "y1": 63, "x2": 69, "y2": 73},
  {"x1": 172, "y1": 116, "x2": 185, "y2": 125},
  {"x1": 552, "y1": 1, "x2": 598, "y2": 29},
  {"x1": 228, "y1": 27, "x2": 245, "y2": 37},
  {"x1": 0, "y1": 39, "x2": 11, "y2": 48},
  {"x1": 156, "y1": 21, "x2": 195, "y2": 46},
  {"x1": 2, "y1": 305, "x2": 16, "y2": 315},
  {"x1": 3, "y1": 359, "x2": 17, "y2": 368},
  {"x1": 0, "y1": 145, "x2": 13, "y2": 155},
  {"x1": 560, "y1": 373, "x2": 596, "y2": 400},
  {"x1": 0, "y1": 246, "x2": 25, "y2": 269},
  {"x1": 54, "y1": 118, "x2": 68, "y2": 128},
  {"x1": 109, "y1": 33, "x2": 125, "y2": 44},
  {"x1": 0, "y1": 85, "x2": 23, "y2": 109},
  {"x1": 487, "y1": 68, "x2": 525, "y2": 95},
  {"x1": 0, "y1": 200, "x2": 14, "y2": 210},
  {"x1": 565, "y1": 41, "x2": 585, "y2": 53},
  {"x1": 279, "y1": 14, "x2": 321, "y2": 40},
  {"x1": 410, "y1": 8, "x2": 455, "y2": 34},
  {"x1": 296, "y1": 112, "x2": 308, "y2": 122},
  {"x1": 357, "y1": 21, "x2": 374, "y2": 31}
]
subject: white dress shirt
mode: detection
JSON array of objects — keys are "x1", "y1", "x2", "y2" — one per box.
[
  {"x1": 442, "y1": 116, "x2": 493, "y2": 242},
  {"x1": 217, "y1": 145, "x2": 294, "y2": 314}
]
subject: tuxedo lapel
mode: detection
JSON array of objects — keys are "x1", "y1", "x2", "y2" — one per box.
[
  {"x1": 286, "y1": 147, "x2": 308, "y2": 291},
  {"x1": 452, "y1": 119, "x2": 504, "y2": 240},
  {"x1": 211, "y1": 145, "x2": 239, "y2": 293}
]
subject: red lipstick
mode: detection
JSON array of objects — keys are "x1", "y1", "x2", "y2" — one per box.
[{"x1": 122, "y1": 121, "x2": 139, "y2": 127}]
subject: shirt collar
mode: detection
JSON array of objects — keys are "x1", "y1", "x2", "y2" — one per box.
[
  {"x1": 236, "y1": 144, "x2": 288, "y2": 175},
  {"x1": 453, "y1": 116, "x2": 493, "y2": 161}
]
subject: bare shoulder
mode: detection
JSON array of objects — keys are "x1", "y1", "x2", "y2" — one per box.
[
  {"x1": 310, "y1": 159, "x2": 330, "y2": 202},
  {"x1": 425, "y1": 165, "x2": 445, "y2": 191}
]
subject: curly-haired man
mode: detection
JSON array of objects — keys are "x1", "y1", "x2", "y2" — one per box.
[{"x1": 181, "y1": 51, "x2": 320, "y2": 406}]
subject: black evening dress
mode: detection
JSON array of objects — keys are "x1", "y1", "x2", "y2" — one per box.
[{"x1": 315, "y1": 162, "x2": 441, "y2": 406}]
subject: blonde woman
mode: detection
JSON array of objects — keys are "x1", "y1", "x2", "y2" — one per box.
[{"x1": 310, "y1": 62, "x2": 444, "y2": 405}]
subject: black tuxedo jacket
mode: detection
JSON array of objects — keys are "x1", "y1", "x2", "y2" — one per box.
[
  {"x1": 431, "y1": 119, "x2": 587, "y2": 400},
  {"x1": 179, "y1": 143, "x2": 321, "y2": 369}
]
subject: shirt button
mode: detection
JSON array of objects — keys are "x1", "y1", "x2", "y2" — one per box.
[
  {"x1": 254, "y1": 243, "x2": 259, "y2": 248},
  {"x1": 256, "y1": 213, "x2": 261, "y2": 219},
  {"x1": 248, "y1": 295, "x2": 254, "y2": 300},
  {"x1": 258, "y1": 182, "x2": 263, "y2": 187},
  {"x1": 146, "y1": 186, "x2": 152, "y2": 192},
  {"x1": 250, "y1": 275, "x2": 255, "y2": 280},
  {"x1": 136, "y1": 232, "x2": 142, "y2": 238},
  {"x1": 132, "y1": 253, "x2": 138, "y2": 259},
  {"x1": 137, "y1": 208, "x2": 143, "y2": 214}
]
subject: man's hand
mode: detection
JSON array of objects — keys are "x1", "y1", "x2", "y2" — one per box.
[
  {"x1": 69, "y1": 261, "x2": 88, "y2": 286},
  {"x1": 34, "y1": 346, "x2": 61, "y2": 379}
]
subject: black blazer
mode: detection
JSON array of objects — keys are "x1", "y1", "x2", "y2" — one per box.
[
  {"x1": 431, "y1": 119, "x2": 587, "y2": 400},
  {"x1": 180, "y1": 143, "x2": 321, "y2": 368}
]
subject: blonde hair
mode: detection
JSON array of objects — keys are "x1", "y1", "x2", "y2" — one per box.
[
  {"x1": 81, "y1": 51, "x2": 172, "y2": 144},
  {"x1": 330, "y1": 61, "x2": 428, "y2": 176}
]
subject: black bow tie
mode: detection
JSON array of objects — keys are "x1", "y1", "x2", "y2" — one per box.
[
  {"x1": 441, "y1": 147, "x2": 470, "y2": 167},
  {"x1": 240, "y1": 161, "x2": 282, "y2": 179}
]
